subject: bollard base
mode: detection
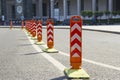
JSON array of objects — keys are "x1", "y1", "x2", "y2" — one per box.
[
  {"x1": 28, "y1": 34, "x2": 32, "y2": 37},
  {"x1": 21, "y1": 28, "x2": 24, "y2": 30},
  {"x1": 31, "y1": 37, "x2": 37, "y2": 40},
  {"x1": 43, "y1": 48, "x2": 58, "y2": 53},
  {"x1": 35, "y1": 41, "x2": 44, "y2": 45},
  {"x1": 64, "y1": 68, "x2": 90, "y2": 79}
]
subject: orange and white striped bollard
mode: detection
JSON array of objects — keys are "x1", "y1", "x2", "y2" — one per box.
[
  {"x1": 10, "y1": 20, "x2": 13, "y2": 29},
  {"x1": 64, "y1": 16, "x2": 89, "y2": 79},
  {"x1": 21, "y1": 20, "x2": 24, "y2": 29},
  {"x1": 35, "y1": 20, "x2": 44, "y2": 45},
  {"x1": 31, "y1": 20, "x2": 37, "y2": 40},
  {"x1": 43, "y1": 18, "x2": 58, "y2": 53}
]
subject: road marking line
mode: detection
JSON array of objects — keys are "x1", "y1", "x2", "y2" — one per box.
[
  {"x1": 24, "y1": 31, "x2": 66, "y2": 71},
  {"x1": 59, "y1": 51, "x2": 120, "y2": 71},
  {"x1": 24, "y1": 30, "x2": 120, "y2": 71}
]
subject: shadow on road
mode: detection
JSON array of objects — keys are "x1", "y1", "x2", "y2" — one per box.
[
  {"x1": 83, "y1": 29, "x2": 120, "y2": 35},
  {"x1": 51, "y1": 76, "x2": 67, "y2": 80},
  {"x1": 23, "y1": 52, "x2": 44, "y2": 55},
  {"x1": 19, "y1": 44, "x2": 32, "y2": 46},
  {"x1": 18, "y1": 38, "x2": 28, "y2": 41}
]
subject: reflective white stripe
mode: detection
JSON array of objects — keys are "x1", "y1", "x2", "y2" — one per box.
[
  {"x1": 71, "y1": 23, "x2": 81, "y2": 32},
  {"x1": 48, "y1": 23, "x2": 53, "y2": 28},
  {"x1": 38, "y1": 23, "x2": 42, "y2": 27},
  {"x1": 47, "y1": 29, "x2": 53, "y2": 34},
  {"x1": 37, "y1": 26, "x2": 42, "y2": 30},
  {"x1": 37, "y1": 31, "x2": 42, "y2": 35},
  {"x1": 72, "y1": 53, "x2": 80, "y2": 57},
  {"x1": 48, "y1": 39, "x2": 53, "y2": 42},
  {"x1": 71, "y1": 33, "x2": 81, "y2": 42},
  {"x1": 71, "y1": 43, "x2": 81, "y2": 52},
  {"x1": 48, "y1": 34, "x2": 53, "y2": 39}
]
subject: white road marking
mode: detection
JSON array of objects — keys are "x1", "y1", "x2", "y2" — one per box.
[
  {"x1": 25, "y1": 31, "x2": 66, "y2": 71},
  {"x1": 59, "y1": 51, "x2": 120, "y2": 71},
  {"x1": 24, "y1": 30, "x2": 120, "y2": 71}
]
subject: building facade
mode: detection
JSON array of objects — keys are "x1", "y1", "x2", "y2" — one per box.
[{"x1": 0, "y1": 0, "x2": 120, "y2": 21}]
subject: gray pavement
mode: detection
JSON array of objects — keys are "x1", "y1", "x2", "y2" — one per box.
[
  {"x1": 42, "y1": 25, "x2": 120, "y2": 80},
  {"x1": 82, "y1": 25, "x2": 120, "y2": 34},
  {"x1": 0, "y1": 28, "x2": 65, "y2": 80},
  {"x1": 0, "y1": 25, "x2": 120, "y2": 80}
]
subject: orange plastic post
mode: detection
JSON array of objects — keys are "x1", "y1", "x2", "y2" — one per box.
[
  {"x1": 31, "y1": 20, "x2": 36, "y2": 37},
  {"x1": 29, "y1": 20, "x2": 32, "y2": 34},
  {"x1": 29, "y1": 20, "x2": 33, "y2": 35},
  {"x1": 25, "y1": 20, "x2": 28, "y2": 31},
  {"x1": 37, "y1": 20, "x2": 42, "y2": 42},
  {"x1": 21, "y1": 20, "x2": 24, "y2": 29},
  {"x1": 27, "y1": 20, "x2": 32, "y2": 36},
  {"x1": 10, "y1": 20, "x2": 13, "y2": 29},
  {"x1": 47, "y1": 19, "x2": 54, "y2": 49},
  {"x1": 28, "y1": 20, "x2": 32, "y2": 35},
  {"x1": 70, "y1": 16, "x2": 82, "y2": 69}
]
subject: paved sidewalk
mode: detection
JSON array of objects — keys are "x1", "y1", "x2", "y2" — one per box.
[
  {"x1": 51, "y1": 25, "x2": 120, "y2": 34},
  {"x1": 82, "y1": 25, "x2": 120, "y2": 34}
]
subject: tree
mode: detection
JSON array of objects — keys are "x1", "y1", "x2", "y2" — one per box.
[
  {"x1": 81, "y1": 11, "x2": 87, "y2": 19},
  {"x1": 112, "y1": 11, "x2": 118, "y2": 17},
  {"x1": 118, "y1": 10, "x2": 120, "y2": 15},
  {"x1": 104, "y1": 11, "x2": 111, "y2": 24},
  {"x1": 94, "y1": 11, "x2": 103, "y2": 24},
  {"x1": 87, "y1": 11, "x2": 93, "y2": 18}
]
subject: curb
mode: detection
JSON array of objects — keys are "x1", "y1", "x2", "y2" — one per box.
[{"x1": 83, "y1": 28, "x2": 120, "y2": 34}]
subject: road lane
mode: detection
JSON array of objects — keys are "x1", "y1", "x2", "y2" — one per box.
[
  {"x1": 0, "y1": 28, "x2": 65, "y2": 80},
  {"x1": 42, "y1": 29, "x2": 120, "y2": 67},
  {"x1": 1, "y1": 28, "x2": 120, "y2": 80},
  {"x1": 42, "y1": 28, "x2": 120, "y2": 80}
]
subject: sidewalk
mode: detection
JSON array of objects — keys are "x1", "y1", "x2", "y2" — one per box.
[
  {"x1": 53, "y1": 25, "x2": 120, "y2": 34},
  {"x1": 82, "y1": 25, "x2": 120, "y2": 34}
]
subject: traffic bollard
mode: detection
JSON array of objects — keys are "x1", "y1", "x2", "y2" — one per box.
[
  {"x1": 21, "y1": 20, "x2": 24, "y2": 29},
  {"x1": 31, "y1": 20, "x2": 37, "y2": 40},
  {"x1": 64, "y1": 16, "x2": 90, "y2": 79},
  {"x1": 35, "y1": 20, "x2": 44, "y2": 45},
  {"x1": 10, "y1": 20, "x2": 13, "y2": 29},
  {"x1": 43, "y1": 18, "x2": 58, "y2": 53}
]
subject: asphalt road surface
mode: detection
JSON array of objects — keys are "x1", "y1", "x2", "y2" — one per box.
[{"x1": 0, "y1": 27, "x2": 120, "y2": 80}]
